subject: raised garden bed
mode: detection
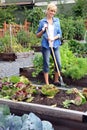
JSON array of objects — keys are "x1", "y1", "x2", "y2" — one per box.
[
  {"x1": 0, "y1": 75, "x2": 87, "y2": 130},
  {"x1": 31, "y1": 45, "x2": 41, "y2": 52},
  {"x1": 20, "y1": 67, "x2": 87, "y2": 88},
  {"x1": 0, "y1": 98, "x2": 87, "y2": 130},
  {"x1": 0, "y1": 53, "x2": 17, "y2": 61}
]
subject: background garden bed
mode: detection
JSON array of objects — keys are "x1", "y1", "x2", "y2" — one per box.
[
  {"x1": 20, "y1": 67, "x2": 87, "y2": 88},
  {"x1": 0, "y1": 52, "x2": 17, "y2": 61}
]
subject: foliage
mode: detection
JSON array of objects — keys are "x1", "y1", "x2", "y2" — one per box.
[
  {"x1": 0, "y1": 75, "x2": 36, "y2": 101},
  {"x1": 16, "y1": 29, "x2": 30, "y2": 48},
  {"x1": 0, "y1": 31, "x2": 31, "y2": 53},
  {"x1": 16, "y1": 5, "x2": 86, "y2": 42},
  {"x1": 57, "y1": 2, "x2": 74, "y2": 18},
  {"x1": 63, "y1": 88, "x2": 86, "y2": 108},
  {"x1": 72, "y1": 0, "x2": 87, "y2": 18},
  {"x1": 0, "y1": 33, "x2": 12, "y2": 52},
  {"x1": 60, "y1": 16, "x2": 75, "y2": 40},
  {"x1": 24, "y1": 7, "x2": 44, "y2": 32},
  {"x1": 12, "y1": 42, "x2": 26, "y2": 52},
  {"x1": 9, "y1": 75, "x2": 30, "y2": 84},
  {"x1": 32, "y1": 53, "x2": 43, "y2": 77},
  {"x1": 19, "y1": 76, "x2": 30, "y2": 84},
  {"x1": 32, "y1": 53, "x2": 55, "y2": 79},
  {"x1": 0, "y1": 41, "x2": 4, "y2": 53},
  {"x1": 0, "y1": 4, "x2": 86, "y2": 51},
  {"x1": 68, "y1": 39, "x2": 87, "y2": 57},
  {"x1": 41, "y1": 84, "x2": 59, "y2": 98},
  {"x1": 60, "y1": 43, "x2": 77, "y2": 74},
  {"x1": 0, "y1": 105, "x2": 10, "y2": 115},
  {"x1": 29, "y1": 31, "x2": 41, "y2": 46},
  {"x1": 0, "y1": 32, "x2": 17, "y2": 53},
  {"x1": 60, "y1": 16, "x2": 85, "y2": 40},
  {"x1": 9, "y1": 75, "x2": 20, "y2": 83},
  {"x1": 0, "y1": 32, "x2": 25, "y2": 53},
  {"x1": 82, "y1": 0, "x2": 87, "y2": 19},
  {"x1": 33, "y1": 42, "x2": 87, "y2": 80},
  {"x1": 0, "y1": 105, "x2": 54, "y2": 130},
  {"x1": 0, "y1": 76, "x2": 87, "y2": 112},
  {"x1": 60, "y1": 43, "x2": 87, "y2": 79},
  {"x1": 73, "y1": 18, "x2": 86, "y2": 40},
  {"x1": 0, "y1": 5, "x2": 17, "y2": 28},
  {"x1": 62, "y1": 99, "x2": 71, "y2": 108},
  {"x1": 84, "y1": 30, "x2": 87, "y2": 43},
  {"x1": 64, "y1": 58, "x2": 87, "y2": 79},
  {"x1": 82, "y1": 88, "x2": 87, "y2": 99}
]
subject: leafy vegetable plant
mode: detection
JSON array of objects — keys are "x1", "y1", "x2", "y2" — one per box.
[
  {"x1": 32, "y1": 42, "x2": 87, "y2": 80},
  {"x1": 63, "y1": 88, "x2": 86, "y2": 108},
  {"x1": 41, "y1": 84, "x2": 59, "y2": 98},
  {"x1": 0, "y1": 105, "x2": 54, "y2": 130}
]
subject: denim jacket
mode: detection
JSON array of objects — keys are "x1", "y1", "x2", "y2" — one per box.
[{"x1": 36, "y1": 17, "x2": 62, "y2": 48}]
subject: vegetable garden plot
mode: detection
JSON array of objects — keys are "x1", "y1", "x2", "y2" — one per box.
[
  {"x1": 0, "y1": 76, "x2": 87, "y2": 112},
  {"x1": 0, "y1": 75, "x2": 87, "y2": 130}
]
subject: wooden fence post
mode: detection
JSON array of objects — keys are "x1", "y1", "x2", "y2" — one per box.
[
  {"x1": 24, "y1": 19, "x2": 31, "y2": 32},
  {"x1": 0, "y1": 20, "x2": 31, "y2": 38},
  {"x1": 3, "y1": 21, "x2": 7, "y2": 32},
  {"x1": 85, "y1": 19, "x2": 87, "y2": 30}
]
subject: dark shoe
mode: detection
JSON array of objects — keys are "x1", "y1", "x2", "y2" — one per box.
[{"x1": 53, "y1": 81, "x2": 61, "y2": 86}]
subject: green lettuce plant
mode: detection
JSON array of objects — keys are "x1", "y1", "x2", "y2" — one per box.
[
  {"x1": 41, "y1": 84, "x2": 59, "y2": 98},
  {"x1": 63, "y1": 88, "x2": 86, "y2": 108}
]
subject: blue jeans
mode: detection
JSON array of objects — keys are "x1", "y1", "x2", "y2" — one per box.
[{"x1": 42, "y1": 47, "x2": 61, "y2": 73}]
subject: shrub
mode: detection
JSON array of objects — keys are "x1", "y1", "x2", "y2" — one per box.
[
  {"x1": 60, "y1": 16, "x2": 85, "y2": 40},
  {"x1": 16, "y1": 29, "x2": 30, "y2": 48},
  {"x1": 24, "y1": 7, "x2": 44, "y2": 32},
  {"x1": 60, "y1": 42, "x2": 87, "y2": 79},
  {"x1": 73, "y1": 18, "x2": 86, "y2": 40},
  {"x1": 64, "y1": 58, "x2": 87, "y2": 79},
  {"x1": 29, "y1": 31, "x2": 41, "y2": 47},
  {"x1": 72, "y1": 0, "x2": 87, "y2": 18},
  {"x1": 32, "y1": 43, "x2": 87, "y2": 80},
  {"x1": 60, "y1": 17, "x2": 75, "y2": 40},
  {"x1": 0, "y1": 32, "x2": 18, "y2": 53},
  {"x1": 68, "y1": 39, "x2": 87, "y2": 57},
  {"x1": 0, "y1": 32, "x2": 26, "y2": 53}
]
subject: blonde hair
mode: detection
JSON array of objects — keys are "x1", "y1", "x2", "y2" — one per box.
[{"x1": 47, "y1": 3, "x2": 57, "y2": 12}]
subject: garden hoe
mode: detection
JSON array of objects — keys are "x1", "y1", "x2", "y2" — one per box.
[
  {"x1": 51, "y1": 46, "x2": 66, "y2": 87},
  {"x1": 46, "y1": 28, "x2": 66, "y2": 87}
]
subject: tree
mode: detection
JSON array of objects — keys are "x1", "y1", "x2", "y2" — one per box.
[
  {"x1": 72, "y1": 0, "x2": 87, "y2": 18},
  {"x1": 0, "y1": 5, "x2": 17, "y2": 27},
  {"x1": 24, "y1": 7, "x2": 44, "y2": 32}
]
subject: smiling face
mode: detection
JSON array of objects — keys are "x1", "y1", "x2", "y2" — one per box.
[{"x1": 46, "y1": 3, "x2": 57, "y2": 18}]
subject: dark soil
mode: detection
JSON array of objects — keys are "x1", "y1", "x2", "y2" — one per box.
[
  {"x1": 20, "y1": 67, "x2": 87, "y2": 112},
  {"x1": 30, "y1": 88, "x2": 87, "y2": 112},
  {"x1": 0, "y1": 53, "x2": 17, "y2": 61},
  {"x1": 20, "y1": 67, "x2": 87, "y2": 88}
]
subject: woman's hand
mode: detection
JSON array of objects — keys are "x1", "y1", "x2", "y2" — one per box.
[
  {"x1": 48, "y1": 37, "x2": 54, "y2": 47},
  {"x1": 42, "y1": 24, "x2": 48, "y2": 32}
]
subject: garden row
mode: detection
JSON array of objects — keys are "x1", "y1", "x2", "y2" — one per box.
[{"x1": 0, "y1": 75, "x2": 87, "y2": 130}]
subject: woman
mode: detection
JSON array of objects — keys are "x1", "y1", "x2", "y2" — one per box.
[{"x1": 36, "y1": 3, "x2": 62, "y2": 86}]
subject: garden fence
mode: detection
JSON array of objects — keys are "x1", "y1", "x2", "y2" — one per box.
[{"x1": 0, "y1": 20, "x2": 30, "y2": 38}]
